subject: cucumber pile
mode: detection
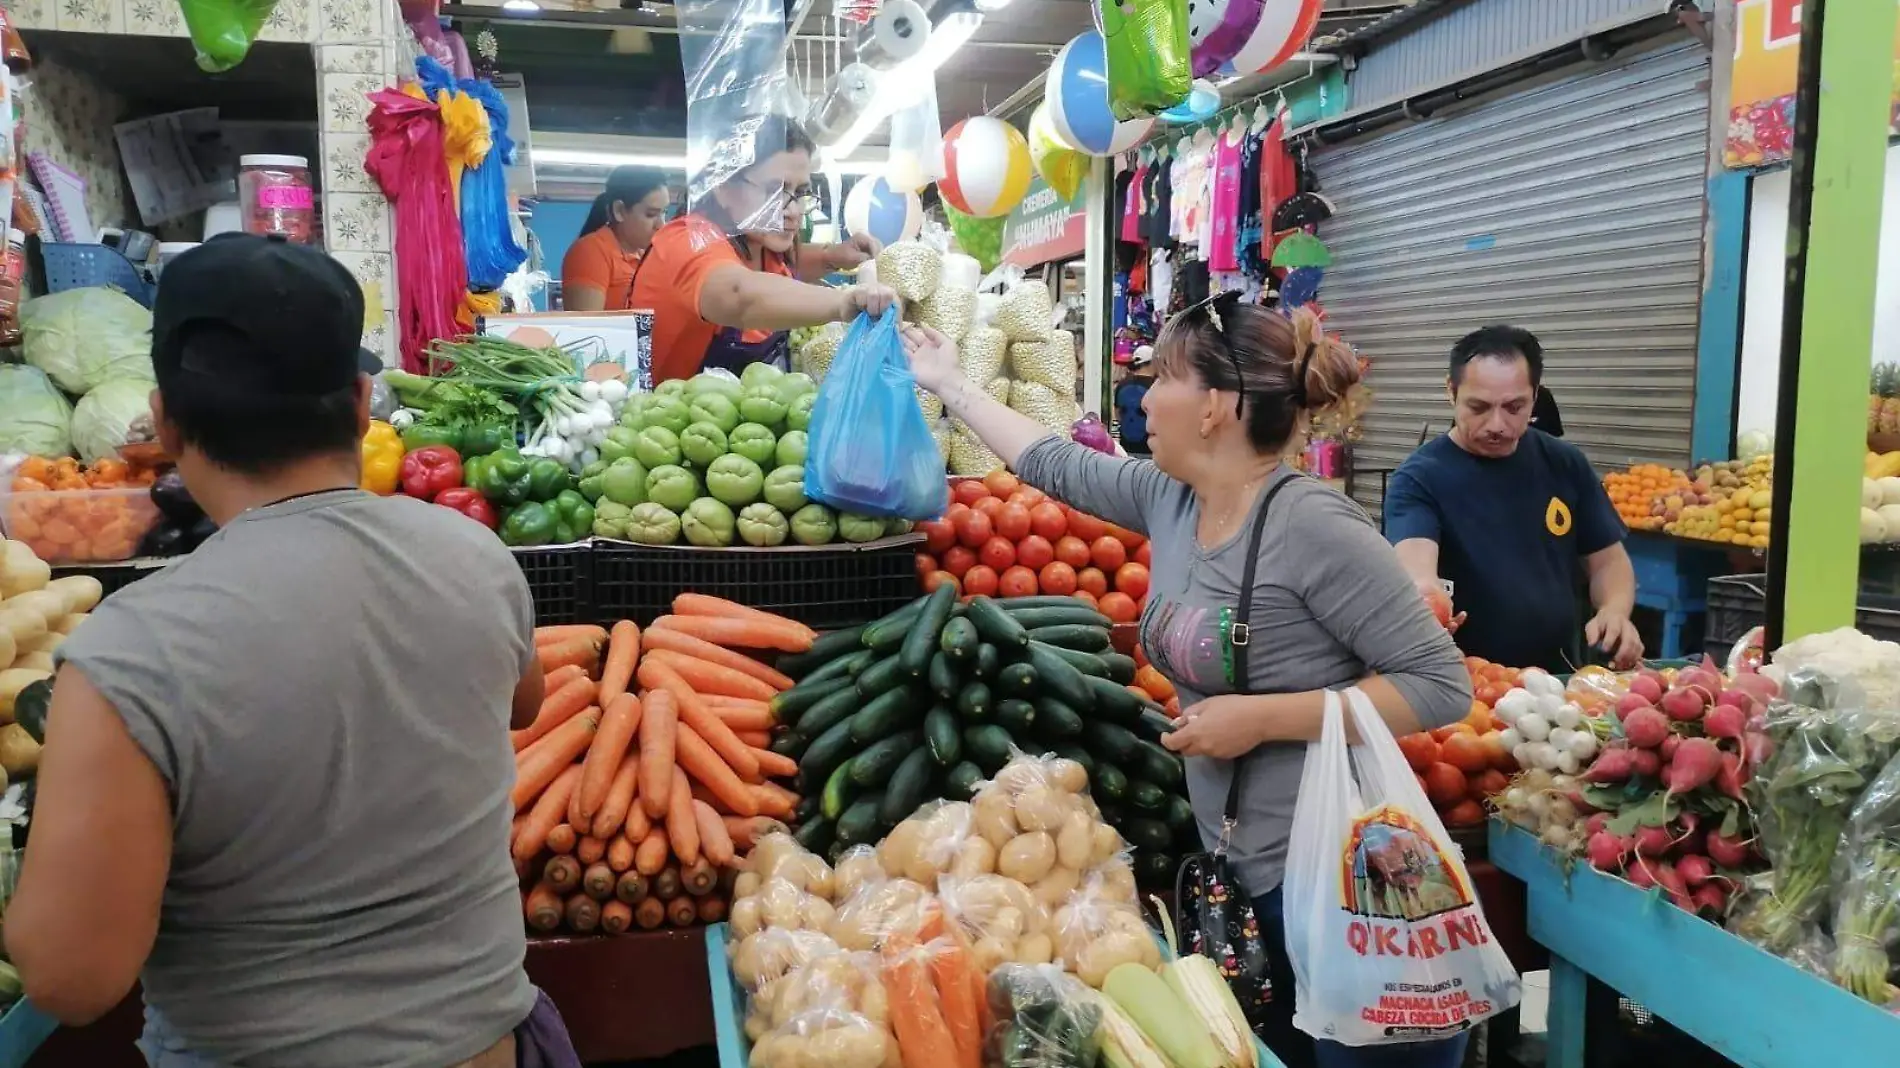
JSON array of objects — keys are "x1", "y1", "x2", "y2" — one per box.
[{"x1": 769, "y1": 586, "x2": 1194, "y2": 885}]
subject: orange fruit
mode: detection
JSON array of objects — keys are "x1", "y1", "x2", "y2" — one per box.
[
  {"x1": 983, "y1": 470, "x2": 1021, "y2": 498},
  {"x1": 1440, "y1": 733, "x2": 1490, "y2": 774}
]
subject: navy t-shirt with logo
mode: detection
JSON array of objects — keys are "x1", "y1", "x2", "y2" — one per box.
[{"x1": 1383, "y1": 430, "x2": 1625, "y2": 672}]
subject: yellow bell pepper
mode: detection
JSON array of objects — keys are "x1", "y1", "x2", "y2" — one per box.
[{"x1": 360, "y1": 420, "x2": 403, "y2": 495}]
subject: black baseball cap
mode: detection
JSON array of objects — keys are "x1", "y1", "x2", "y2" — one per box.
[{"x1": 152, "y1": 233, "x2": 382, "y2": 398}]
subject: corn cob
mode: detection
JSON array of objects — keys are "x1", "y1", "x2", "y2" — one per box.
[
  {"x1": 1092, "y1": 990, "x2": 1174, "y2": 1068},
  {"x1": 1103, "y1": 963, "x2": 1227, "y2": 1068},
  {"x1": 1162, "y1": 954, "x2": 1255, "y2": 1068}
]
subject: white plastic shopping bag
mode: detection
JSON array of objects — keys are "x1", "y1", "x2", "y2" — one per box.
[{"x1": 1283, "y1": 687, "x2": 1521, "y2": 1046}]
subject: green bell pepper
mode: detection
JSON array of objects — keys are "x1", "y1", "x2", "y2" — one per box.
[
  {"x1": 549, "y1": 489, "x2": 596, "y2": 543},
  {"x1": 577, "y1": 460, "x2": 608, "y2": 503},
  {"x1": 462, "y1": 453, "x2": 489, "y2": 492},
  {"x1": 475, "y1": 450, "x2": 532, "y2": 506},
  {"x1": 526, "y1": 458, "x2": 570, "y2": 502},
  {"x1": 500, "y1": 501, "x2": 556, "y2": 546},
  {"x1": 400, "y1": 424, "x2": 462, "y2": 452},
  {"x1": 458, "y1": 424, "x2": 510, "y2": 457}
]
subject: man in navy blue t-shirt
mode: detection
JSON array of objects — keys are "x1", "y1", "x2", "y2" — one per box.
[{"x1": 1384, "y1": 326, "x2": 1642, "y2": 672}]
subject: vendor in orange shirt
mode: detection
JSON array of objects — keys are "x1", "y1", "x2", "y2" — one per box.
[
  {"x1": 630, "y1": 118, "x2": 895, "y2": 381},
  {"x1": 561, "y1": 166, "x2": 671, "y2": 311}
]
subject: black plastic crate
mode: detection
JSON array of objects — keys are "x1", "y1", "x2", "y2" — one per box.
[
  {"x1": 592, "y1": 534, "x2": 924, "y2": 630},
  {"x1": 511, "y1": 544, "x2": 594, "y2": 624},
  {"x1": 1705, "y1": 573, "x2": 1900, "y2": 659}
]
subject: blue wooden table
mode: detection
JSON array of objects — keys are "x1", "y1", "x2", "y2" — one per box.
[
  {"x1": 1488, "y1": 821, "x2": 1900, "y2": 1068},
  {"x1": 1624, "y1": 532, "x2": 1738, "y2": 659},
  {"x1": 0, "y1": 999, "x2": 56, "y2": 1068}
]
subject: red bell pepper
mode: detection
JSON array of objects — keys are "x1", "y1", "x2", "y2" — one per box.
[
  {"x1": 400, "y1": 445, "x2": 463, "y2": 501},
  {"x1": 436, "y1": 487, "x2": 498, "y2": 529}
]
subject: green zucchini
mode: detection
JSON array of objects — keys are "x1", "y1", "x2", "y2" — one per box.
[
  {"x1": 835, "y1": 795, "x2": 885, "y2": 846},
  {"x1": 1132, "y1": 739, "x2": 1185, "y2": 788},
  {"x1": 1035, "y1": 643, "x2": 1111, "y2": 677},
  {"x1": 1083, "y1": 673, "x2": 1144, "y2": 726},
  {"x1": 996, "y1": 595, "x2": 1111, "y2": 613},
  {"x1": 794, "y1": 685, "x2": 864, "y2": 744},
  {"x1": 863, "y1": 596, "x2": 929, "y2": 653},
  {"x1": 849, "y1": 686, "x2": 924, "y2": 744},
  {"x1": 966, "y1": 596, "x2": 1030, "y2": 649},
  {"x1": 1127, "y1": 780, "x2": 1167, "y2": 815},
  {"x1": 957, "y1": 680, "x2": 994, "y2": 721},
  {"x1": 924, "y1": 706, "x2": 962, "y2": 766},
  {"x1": 851, "y1": 729, "x2": 925, "y2": 787},
  {"x1": 821, "y1": 759, "x2": 859, "y2": 820},
  {"x1": 881, "y1": 748, "x2": 937, "y2": 825},
  {"x1": 798, "y1": 718, "x2": 861, "y2": 792},
  {"x1": 901, "y1": 582, "x2": 958, "y2": 676},
  {"x1": 963, "y1": 724, "x2": 1015, "y2": 773},
  {"x1": 1026, "y1": 624, "x2": 1112, "y2": 652},
  {"x1": 996, "y1": 661, "x2": 1039, "y2": 697},
  {"x1": 1138, "y1": 709, "x2": 1177, "y2": 739},
  {"x1": 1052, "y1": 744, "x2": 1096, "y2": 776},
  {"x1": 940, "y1": 616, "x2": 979, "y2": 661},
  {"x1": 997, "y1": 605, "x2": 1112, "y2": 629},
  {"x1": 771, "y1": 672, "x2": 855, "y2": 727},
  {"x1": 794, "y1": 793, "x2": 820, "y2": 825},
  {"x1": 928, "y1": 650, "x2": 963, "y2": 700},
  {"x1": 946, "y1": 761, "x2": 986, "y2": 800},
  {"x1": 855, "y1": 653, "x2": 910, "y2": 698},
  {"x1": 995, "y1": 698, "x2": 1036, "y2": 736},
  {"x1": 1098, "y1": 652, "x2": 1138, "y2": 684},
  {"x1": 794, "y1": 815, "x2": 836, "y2": 855},
  {"x1": 1092, "y1": 762, "x2": 1129, "y2": 801},
  {"x1": 1024, "y1": 642, "x2": 1094, "y2": 709},
  {"x1": 974, "y1": 642, "x2": 1001, "y2": 679},
  {"x1": 777, "y1": 625, "x2": 866, "y2": 677},
  {"x1": 1082, "y1": 719, "x2": 1142, "y2": 765},
  {"x1": 1031, "y1": 697, "x2": 1086, "y2": 740},
  {"x1": 770, "y1": 731, "x2": 805, "y2": 759}
]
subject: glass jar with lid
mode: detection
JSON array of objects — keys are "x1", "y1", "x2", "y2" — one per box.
[{"x1": 238, "y1": 154, "x2": 315, "y2": 244}]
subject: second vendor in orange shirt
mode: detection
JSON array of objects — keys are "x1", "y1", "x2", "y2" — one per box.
[{"x1": 561, "y1": 166, "x2": 671, "y2": 312}]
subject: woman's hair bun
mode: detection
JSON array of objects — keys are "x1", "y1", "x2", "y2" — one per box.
[{"x1": 1288, "y1": 307, "x2": 1360, "y2": 412}]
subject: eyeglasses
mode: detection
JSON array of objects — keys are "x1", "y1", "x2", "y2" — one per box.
[{"x1": 737, "y1": 174, "x2": 819, "y2": 212}]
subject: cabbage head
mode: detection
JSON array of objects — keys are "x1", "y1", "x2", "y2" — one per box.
[
  {"x1": 21, "y1": 287, "x2": 155, "y2": 393},
  {"x1": 0, "y1": 365, "x2": 74, "y2": 457},
  {"x1": 71, "y1": 378, "x2": 155, "y2": 463}
]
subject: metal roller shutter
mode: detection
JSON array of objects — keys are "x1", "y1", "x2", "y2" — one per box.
[{"x1": 1311, "y1": 39, "x2": 1710, "y2": 519}]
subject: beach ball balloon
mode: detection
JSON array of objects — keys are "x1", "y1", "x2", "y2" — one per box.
[
  {"x1": 939, "y1": 116, "x2": 1033, "y2": 219},
  {"x1": 1226, "y1": 0, "x2": 1322, "y2": 75},
  {"x1": 1188, "y1": 0, "x2": 1264, "y2": 78},
  {"x1": 842, "y1": 175, "x2": 923, "y2": 246},
  {"x1": 1159, "y1": 78, "x2": 1221, "y2": 124},
  {"x1": 1028, "y1": 103, "x2": 1088, "y2": 201},
  {"x1": 1046, "y1": 31, "x2": 1155, "y2": 158}
]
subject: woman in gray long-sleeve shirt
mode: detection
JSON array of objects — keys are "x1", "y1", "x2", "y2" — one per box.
[{"x1": 903, "y1": 294, "x2": 1472, "y2": 1068}]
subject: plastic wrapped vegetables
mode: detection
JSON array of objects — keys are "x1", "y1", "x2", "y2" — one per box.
[
  {"x1": 987, "y1": 964, "x2": 1104, "y2": 1068},
  {"x1": 918, "y1": 286, "x2": 977, "y2": 342},
  {"x1": 960, "y1": 328, "x2": 1007, "y2": 383},
  {"x1": 800, "y1": 323, "x2": 846, "y2": 383},
  {"x1": 949, "y1": 424, "x2": 1005, "y2": 478},
  {"x1": 1830, "y1": 748, "x2": 1900, "y2": 1004},
  {"x1": 1011, "y1": 338, "x2": 1076, "y2": 395},
  {"x1": 1009, "y1": 381, "x2": 1079, "y2": 433},
  {"x1": 994, "y1": 281, "x2": 1054, "y2": 343},
  {"x1": 985, "y1": 377, "x2": 1011, "y2": 404},
  {"x1": 876, "y1": 242, "x2": 943, "y2": 304}
]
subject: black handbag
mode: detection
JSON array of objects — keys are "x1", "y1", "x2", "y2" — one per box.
[{"x1": 1173, "y1": 475, "x2": 1295, "y2": 1030}]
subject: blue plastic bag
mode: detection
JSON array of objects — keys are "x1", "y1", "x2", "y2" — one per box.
[{"x1": 806, "y1": 307, "x2": 950, "y2": 519}]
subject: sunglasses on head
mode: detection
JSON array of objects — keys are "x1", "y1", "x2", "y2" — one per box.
[{"x1": 1183, "y1": 292, "x2": 1317, "y2": 415}]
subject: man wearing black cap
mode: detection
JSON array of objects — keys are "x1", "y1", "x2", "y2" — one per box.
[{"x1": 7, "y1": 235, "x2": 577, "y2": 1067}]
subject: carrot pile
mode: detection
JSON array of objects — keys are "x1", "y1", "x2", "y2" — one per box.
[{"x1": 512, "y1": 596, "x2": 815, "y2": 935}]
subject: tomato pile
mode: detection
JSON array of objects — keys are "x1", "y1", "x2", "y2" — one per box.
[
  {"x1": 914, "y1": 472, "x2": 1153, "y2": 621},
  {"x1": 1396, "y1": 656, "x2": 1522, "y2": 829}
]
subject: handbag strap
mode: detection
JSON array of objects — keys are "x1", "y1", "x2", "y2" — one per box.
[{"x1": 1221, "y1": 471, "x2": 1298, "y2": 827}]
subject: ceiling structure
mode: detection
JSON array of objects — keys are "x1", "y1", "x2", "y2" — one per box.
[{"x1": 443, "y1": 0, "x2": 1419, "y2": 144}]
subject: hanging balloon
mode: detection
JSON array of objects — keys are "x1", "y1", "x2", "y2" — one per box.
[
  {"x1": 842, "y1": 176, "x2": 923, "y2": 246},
  {"x1": 1225, "y1": 0, "x2": 1322, "y2": 76},
  {"x1": 939, "y1": 116, "x2": 1033, "y2": 219},
  {"x1": 1096, "y1": 0, "x2": 1192, "y2": 121},
  {"x1": 942, "y1": 202, "x2": 1005, "y2": 274},
  {"x1": 1188, "y1": 0, "x2": 1264, "y2": 78},
  {"x1": 1046, "y1": 31, "x2": 1156, "y2": 158},
  {"x1": 1028, "y1": 103, "x2": 1088, "y2": 201},
  {"x1": 1159, "y1": 79, "x2": 1221, "y2": 124}
]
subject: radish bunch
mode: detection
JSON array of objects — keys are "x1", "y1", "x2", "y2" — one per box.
[
  {"x1": 1568, "y1": 658, "x2": 1779, "y2": 919},
  {"x1": 1491, "y1": 669, "x2": 1608, "y2": 776}
]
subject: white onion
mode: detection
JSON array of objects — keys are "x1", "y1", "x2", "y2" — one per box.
[
  {"x1": 578, "y1": 447, "x2": 600, "y2": 468},
  {"x1": 1498, "y1": 727, "x2": 1524, "y2": 750},
  {"x1": 1547, "y1": 727, "x2": 1575, "y2": 751},
  {"x1": 1526, "y1": 741, "x2": 1559, "y2": 769},
  {"x1": 1495, "y1": 689, "x2": 1535, "y2": 721},
  {"x1": 1516, "y1": 712, "x2": 1551, "y2": 743},
  {"x1": 1562, "y1": 732, "x2": 1598, "y2": 760},
  {"x1": 1554, "y1": 702, "x2": 1584, "y2": 730},
  {"x1": 580, "y1": 380, "x2": 602, "y2": 402},
  {"x1": 1533, "y1": 692, "x2": 1565, "y2": 719},
  {"x1": 1555, "y1": 750, "x2": 1582, "y2": 775},
  {"x1": 1521, "y1": 669, "x2": 1561, "y2": 698},
  {"x1": 600, "y1": 379, "x2": 629, "y2": 404}
]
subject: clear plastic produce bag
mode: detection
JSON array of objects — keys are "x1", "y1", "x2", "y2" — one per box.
[
  {"x1": 805, "y1": 306, "x2": 949, "y2": 519},
  {"x1": 986, "y1": 964, "x2": 1104, "y2": 1068},
  {"x1": 1829, "y1": 747, "x2": 1900, "y2": 1006},
  {"x1": 1283, "y1": 688, "x2": 1520, "y2": 1045},
  {"x1": 676, "y1": 0, "x2": 793, "y2": 232}
]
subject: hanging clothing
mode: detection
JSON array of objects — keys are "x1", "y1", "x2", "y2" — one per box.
[
  {"x1": 1236, "y1": 128, "x2": 1267, "y2": 278},
  {"x1": 1259, "y1": 119, "x2": 1299, "y2": 259},
  {"x1": 1207, "y1": 132, "x2": 1243, "y2": 273},
  {"x1": 1150, "y1": 247, "x2": 1175, "y2": 313},
  {"x1": 1144, "y1": 162, "x2": 1173, "y2": 247},
  {"x1": 1120, "y1": 164, "x2": 1147, "y2": 244}
]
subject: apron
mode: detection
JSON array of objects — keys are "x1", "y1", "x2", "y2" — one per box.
[{"x1": 627, "y1": 222, "x2": 791, "y2": 379}]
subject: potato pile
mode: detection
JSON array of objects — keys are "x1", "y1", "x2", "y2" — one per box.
[{"x1": 0, "y1": 541, "x2": 103, "y2": 780}]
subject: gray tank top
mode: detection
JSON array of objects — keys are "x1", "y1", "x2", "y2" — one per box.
[{"x1": 58, "y1": 490, "x2": 537, "y2": 1068}]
